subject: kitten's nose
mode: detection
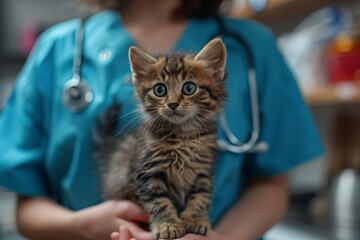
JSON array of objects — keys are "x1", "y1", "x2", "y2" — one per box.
[{"x1": 168, "y1": 102, "x2": 179, "y2": 110}]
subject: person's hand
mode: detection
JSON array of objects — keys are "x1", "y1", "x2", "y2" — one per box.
[
  {"x1": 110, "y1": 220, "x2": 153, "y2": 240},
  {"x1": 72, "y1": 200, "x2": 149, "y2": 240},
  {"x1": 111, "y1": 225, "x2": 224, "y2": 240}
]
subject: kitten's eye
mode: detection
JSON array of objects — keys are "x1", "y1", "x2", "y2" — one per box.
[
  {"x1": 182, "y1": 82, "x2": 197, "y2": 95},
  {"x1": 153, "y1": 84, "x2": 167, "y2": 97}
]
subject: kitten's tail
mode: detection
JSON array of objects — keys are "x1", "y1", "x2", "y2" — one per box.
[{"x1": 93, "y1": 101, "x2": 121, "y2": 161}]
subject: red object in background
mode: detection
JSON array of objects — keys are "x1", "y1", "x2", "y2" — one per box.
[
  {"x1": 325, "y1": 35, "x2": 360, "y2": 84},
  {"x1": 21, "y1": 22, "x2": 40, "y2": 56}
]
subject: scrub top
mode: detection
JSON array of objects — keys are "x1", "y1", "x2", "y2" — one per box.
[{"x1": 0, "y1": 10, "x2": 323, "y2": 227}]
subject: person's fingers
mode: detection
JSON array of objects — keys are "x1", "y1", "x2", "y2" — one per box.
[
  {"x1": 126, "y1": 224, "x2": 153, "y2": 240},
  {"x1": 110, "y1": 232, "x2": 120, "y2": 240},
  {"x1": 116, "y1": 218, "x2": 153, "y2": 240},
  {"x1": 114, "y1": 201, "x2": 150, "y2": 223},
  {"x1": 120, "y1": 226, "x2": 132, "y2": 240}
]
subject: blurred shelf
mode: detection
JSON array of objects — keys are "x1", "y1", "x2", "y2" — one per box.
[
  {"x1": 230, "y1": 0, "x2": 355, "y2": 18},
  {"x1": 305, "y1": 83, "x2": 360, "y2": 106},
  {"x1": 229, "y1": 0, "x2": 357, "y2": 28},
  {"x1": 229, "y1": 0, "x2": 296, "y2": 18}
]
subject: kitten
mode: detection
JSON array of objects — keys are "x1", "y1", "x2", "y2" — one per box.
[{"x1": 95, "y1": 38, "x2": 227, "y2": 239}]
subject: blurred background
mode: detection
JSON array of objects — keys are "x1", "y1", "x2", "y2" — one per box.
[{"x1": 0, "y1": 0, "x2": 359, "y2": 239}]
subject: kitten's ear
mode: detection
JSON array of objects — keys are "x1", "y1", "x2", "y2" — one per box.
[
  {"x1": 194, "y1": 38, "x2": 226, "y2": 77},
  {"x1": 129, "y1": 46, "x2": 156, "y2": 83}
]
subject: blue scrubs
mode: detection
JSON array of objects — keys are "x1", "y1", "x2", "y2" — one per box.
[{"x1": 0, "y1": 10, "x2": 322, "y2": 227}]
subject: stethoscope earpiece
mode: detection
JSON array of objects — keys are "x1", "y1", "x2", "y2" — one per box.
[{"x1": 62, "y1": 78, "x2": 93, "y2": 112}]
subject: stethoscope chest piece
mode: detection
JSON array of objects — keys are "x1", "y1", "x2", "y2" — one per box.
[{"x1": 62, "y1": 78, "x2": 93, "y2": 112}]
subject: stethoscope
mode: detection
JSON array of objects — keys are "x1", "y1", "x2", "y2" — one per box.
[
  {"x1": 62, "y1": 17, "x2": 268, "y2": 154},
  {"x1": 62, "y1": 19, "x2": 93, "y2": 112}
]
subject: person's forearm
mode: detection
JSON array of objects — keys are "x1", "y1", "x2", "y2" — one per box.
[
  {"x1": 215, "y1": 175, "x2": 288, "y2": 240},
  {"x1": 17, "y1": 196, "x2": 81, "y2": 240}
]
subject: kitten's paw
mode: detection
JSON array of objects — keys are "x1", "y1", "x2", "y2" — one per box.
[
  {"x1": 152, "y1": 222, "x2": 186, "y2": 239},
  {"x1": 185, "y1": 218, "x2": 211, "y2": 235}
]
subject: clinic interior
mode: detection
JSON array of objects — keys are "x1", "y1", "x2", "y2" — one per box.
[{"x1": 0, "y1": 0, "x2": 360, "y2": 239}]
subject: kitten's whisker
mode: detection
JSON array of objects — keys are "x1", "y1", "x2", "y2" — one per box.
[
  {"x1": 114, "y1": 109, "x2": 142, "y2": 121},
  {"x1": 120, "y1": 110, "x2": 157, "y2": 141},
  {"x1": 118, "y1": 118, "x2": 144, "y2": 138},
  {"x1": 135, "y1": 122, "x2": 148, "y2": 149},
  {"x1": 112, "y1": 109, "x2": 141, "y2": 130},
  {"x1": 197, "y1": 111, "x2": 217, "y2": 123},
  {"x1": 101, "y1": 109, "x2": 143, "y2": 136},
  {"x1": 115, "y1": 114, "x2": 144, "y2": 137},
  {"x1": 188, "y1": 115, "x2": 201, "y2": 157},
  {"x1": 196, "y1": 113, "x2": 217, "y2": 128},
  {"x1": 135, "y1": 120, "x2": 151, "y2": 149},
  {"x1": 149, "y1": 116, "x2": 163, "y2": 144},
  {"x1": 136, "y1": 113, "x2": 153, "y2": 139},
  {"x1": 122, "y1": 116, "x2": 145, "y2": 138},
  {"x1": 151, "y1": 116, "x2": 162, "y2": 140},
  {"x1": 140, "y1": 113, "x2": 162, "y2": 145},
  {"x1": 198, "y1": 109, "x2": 216, "y2": 114},
  {"x1": 194, "y1": 115, "x2": 213, "y2": 145}
]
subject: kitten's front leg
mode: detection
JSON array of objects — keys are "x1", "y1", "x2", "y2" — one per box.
[
  {"x1": 141, "y1": 196, "x2": 186, "y2": 239},
  {"x1": 181, "y1": 175, "x2": 212, "y2": 236},
  {"x1": 137, "y1": 177, "x2": 185, "y2": 239},
  {"x1": 143, "y1": 197, "x2": 185, "y2": 239}
]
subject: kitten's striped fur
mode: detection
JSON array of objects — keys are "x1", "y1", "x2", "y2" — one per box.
[{"x1": 96, "y1": 39, "x2": 226, "y2": 239}]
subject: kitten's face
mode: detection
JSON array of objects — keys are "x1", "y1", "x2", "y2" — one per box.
[{"x1": 129, "y1": 39, "x2": 226, "y2": 125}]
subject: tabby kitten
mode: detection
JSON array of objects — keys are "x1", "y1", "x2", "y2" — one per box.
[{"x1": 96, "y1": 38, "x2": 226, "y2": 239}]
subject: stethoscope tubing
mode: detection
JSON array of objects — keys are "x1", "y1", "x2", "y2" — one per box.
[
  {"x1": 217, "y1": 69, "x2": 267, "y2": 153},
  {"x1": 72, "y1": 18, "x2": 84, "y2": 83},
  {"x1": 213, "y1": 16, "x2": 268, "y2": 153}
]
